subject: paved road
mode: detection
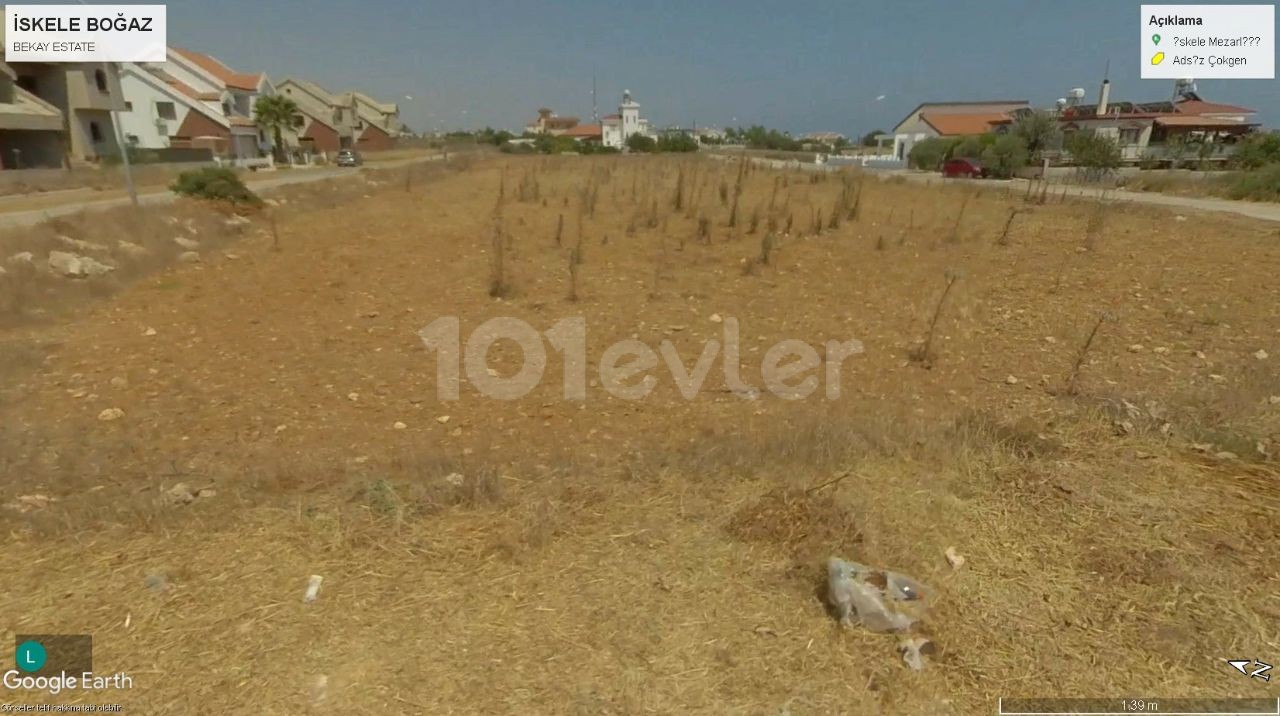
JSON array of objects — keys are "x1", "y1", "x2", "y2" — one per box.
[{"x1": 0, "y1": 156, "x2": 440, "y2": 230}]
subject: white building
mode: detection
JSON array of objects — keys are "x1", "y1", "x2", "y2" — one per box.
[
  {"x1": 115, "y1": 62, "x2": 261, "y2": 162},
  {"x1": 601, "y1": 90, "x2": 656, "y2": 150}
]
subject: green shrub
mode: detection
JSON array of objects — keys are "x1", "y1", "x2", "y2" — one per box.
[
  {"x1": 656, "y1": 133, "x2": 699, "y2": 153},
  {"x1": 170, "y1": 167, "x2": 262, "y2": 206},
  {"x1": 1223, "y1": 162, "x2": 1280, "y2": 201},
  {"x1": 1067, "y1": 132, "x2": 1121, "y2": 180},
  {"x1": 626, "y1": 134, "x2": 657, "y2": 153},
  {"x1": 908, "y1": 137, "x2": 959, "y2": 170},
  {"x1": 981, "y1": 135, "x2": 1029, "y2": 178},
  {"x1": 1230, "y1": 131, "x2": 1280, "y2": 170}
]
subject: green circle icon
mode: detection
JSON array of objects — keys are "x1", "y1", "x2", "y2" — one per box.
[{"x1": 16, "y1": 640, "x2": 46, "y2": 673}]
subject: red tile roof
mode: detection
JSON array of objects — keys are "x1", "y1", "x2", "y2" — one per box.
[
  {"x1": 563, "y1": 123, "x2": 602, "y2": 138},
  {"x1": 149, "y1": 69, "x2": 201, "y2": 100},
  {"x1": 1174, "y1": 99, "x2": 1255, "y2": 115},
  {"x1": 920, "y1": 112, "x2": 1009, "y2": 136},
  {"x1": 171, "y1": 47, "x2": 265, "y2": 92}
]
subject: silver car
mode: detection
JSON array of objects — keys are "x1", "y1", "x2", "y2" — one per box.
[{"x1": 336, "y1": 149, "x2": 362, "y2": 167}]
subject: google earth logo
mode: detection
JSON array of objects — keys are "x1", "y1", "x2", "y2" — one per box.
[{"x1": 15, "y1": 640, "x2": 46, "y2": 673}]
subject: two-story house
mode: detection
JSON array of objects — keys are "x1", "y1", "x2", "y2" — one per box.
[
  {"x1": 277, "y1": 78, "x2": 359, "y2": 155},
  {"x1": 4, "y1": 61, "x2": 126, "y2": 165},
  {"x1": 349, "y1": 92, "x2": 400, "y2": 152},
  {"x1": 0, "y1": 61, "x2": 66, "y2": 169}
]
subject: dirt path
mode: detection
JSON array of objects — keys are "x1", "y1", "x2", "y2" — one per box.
[{"x1": 0, "y1": 156, "x2": 439, "y2": 228}]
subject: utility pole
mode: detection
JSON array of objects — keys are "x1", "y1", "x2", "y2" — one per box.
[
  {"x1": 591, "y1": 65, "x2": 598, "y2": 124},
  {"x1": 109, "y1": 62, "x2": 138, "y2": 208}
]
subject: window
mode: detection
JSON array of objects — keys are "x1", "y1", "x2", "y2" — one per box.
[
  {"x1": 156, "y1": 101, "x2": 177, "y2": 120},
  {"x1": 222, "y1": 102, "x2": 232, "y2": 117},
  {"x1": 126, "y1": 134, "x2": 139, "y2": 145},
  {"x1": 124, "y1": 101, "x2": 133, "y2": 111},
  {"x1": 89, "y1": 121, "x2": 103, "y2": 143},
  {"x1": 293, "y1": 115, "x2": 305, "y2": 128},
  {"x1": 1119, "y1": 128, "x2": 1141, "y2": 145},
  {"x1": 94, "y1": 69, "x2": 109, "y2": 93}
]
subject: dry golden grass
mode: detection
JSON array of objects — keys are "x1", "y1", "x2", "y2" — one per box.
[{"x1": 0, "y1": 155, "x2": 1277, "y2": 713}]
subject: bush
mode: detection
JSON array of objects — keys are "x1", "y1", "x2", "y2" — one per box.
[
  {"x1": 656, "y1": 133, "x2": 699, "y2": 153},
  {"x1": 1067, "y1": 132, "x2": 1122, "y2": 180},
  {"x1": 952, "y1": 134, "x2": 995, "y2": 160},
  {"x1": 170, "y1": 167, "x2": 262, "y2": 206},
  {"x1": 1231, "y1": 131, "x2": 1280, "y2": 170},
  {"x1": 626, "y1": 134, "x2": 657, "y2": 153},
  {"x1": 1223, "y1": 162, "x2": 1280, "y2": 201},
  {"x1": 981, "y1": 135, "x2": 1029, "y2": 178},
  {"x1": 908, "y1": 137, "x2": 958, "y2": 170}
]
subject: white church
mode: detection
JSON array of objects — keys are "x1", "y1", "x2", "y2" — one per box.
[{"x1": 601, "y1": 90, "x2": 656, "y2": 149}]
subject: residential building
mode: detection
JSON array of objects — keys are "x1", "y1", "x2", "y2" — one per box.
[
  {"x1": 526, "y1": 108, "x2": 580, "y2": 136},
  {"x1": 115, "y1": 63, "x2": 260, "y2": 162},
  {"x1": 890, "y1": 100, "x2": 1030, "y2": 161},
  {"x1": 802, "y1": 131, "x2": 847, "y2": 145},
  {"x1": 5, "y1": 61, "x2": 126, "y2": 165},
  {"x1": 162, "y1": 47, "x2": 275, "y2": 162},
  {"x1": 349, "y1": 91, "x2": 399, "y2": 152},
  {"x1": 1046, "y1": 79, "x2": 1258, "y2": 165},
  {"x1": 277, "y1": 78, "x2": 359, "y2": 155},
  {"x1": 0, "y1": 61, "x2": 66, "y2": 169}
]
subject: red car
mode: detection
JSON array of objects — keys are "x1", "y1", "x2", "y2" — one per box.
[{"x1": 941, "y1": 158, "x2": 988, "y2": 178}]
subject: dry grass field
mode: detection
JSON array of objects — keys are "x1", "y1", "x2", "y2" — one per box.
[{"x1": 1, "y1": 155, "x2": 1277, "y2": 714}]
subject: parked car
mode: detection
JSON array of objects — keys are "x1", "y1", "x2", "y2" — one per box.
[
  {"x1": 941, "y1": 157, "x2": 987, "y2": 178},
  {"x1": 336, "y1": 149, "x2": 362, "y2": 167}
]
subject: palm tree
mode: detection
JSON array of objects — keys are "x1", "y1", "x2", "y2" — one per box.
[{"x1": 253, "y1": 95, "x2": 300, "y2": 163}]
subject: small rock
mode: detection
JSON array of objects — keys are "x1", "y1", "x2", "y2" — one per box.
[
  {"x1": 8, "y1": 251, "x2": 34, "y2": 265},
  {"x1": 448, "y1": 427, "x2": 462, "y2": 437},
  {"x1": 196, "y1": 487, "x2": 217, "y2": 499},
  {"x1": 347, "y1": 392, "x2": 359, "y2": 401},
  {"x1": 444, "y1": 472, "x2": 465, "y2": 487},
  {"x1": 164, "y1": 482, "x2": 196, "y2": 505},
  {"x1": 304, "y1": 575, "x2": 324, "y2": 603},
  {"x1": 55, "y1": 235, "x2": 106, "y2": 253},
  {"x1": 709, "y1": 313, "x2": 723, "y2": 323},
  {"x1": 97, "y1": 407, "x2": 125, "y2": 422},
  {"x1": 143, "y1": 327, "x2": 157, "y2": 337},
  {"x1": 1190, "y1": 442, "x2": 1213, "y2": 453},
  {"x1": 173, "y1": 236, "x2": 200, "y2": 250},
  {"x1": 1004, "y1": 375, "x2": 1019, "y2": 385},
  {"x1": 436, "y1": 415, "x2": 451, "y2": 424},
  {"x1": 49, "y1": 251, "x2": 114, "y2": 278},
  {"x1": 1209, "y1": 374, "x2": 1227, "y2": 384},
  {"x1": 393, "y1": 421, "x2": 407, "y2": 430},
  {"x1": 1194, "y1": 350, "x2": 1207, "y2": 360},
  {"x1": 1269, "y1": 396, "x2": 1280, "y2": 405},
  {"x1": 117, "y1": 241, "x2": 149, "y2": 257},
  {"x1": 944, "y1": 546, "x2": 965, "y2": 570},
  {"x1": 177, "y1": 251, "x2": 201, "y2": 264},
  {"x1": 1214, "y1": 451, "x2": 1239, "y2": 461},
  {"x1": 1255, "y1": 349, "x2": 1269, "y2": 360},
  {"x1": 1127, "y1": 344, "x2": 1145, "y2": 353},
  {"x1": 1152, "y1": 346, "x2": 1169, "y2": 355},
  {"x1": 1043, "y1": 336, "x2": 1057, "y2": 344},
  {"x1": 109, "y1": 376, "x2": 129, "y2": 389},
  {"x1": 1174, "y1": 215, "x2": 1187, "y2": 222}
]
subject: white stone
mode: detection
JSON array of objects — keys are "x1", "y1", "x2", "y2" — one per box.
[{"x1": 97, "y1": 407, "x2": 124, "y2": 421}]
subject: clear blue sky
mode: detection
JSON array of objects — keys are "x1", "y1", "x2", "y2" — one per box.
[{"x1": 162, "y1": 0, "x2": 1276, "y2": 135}]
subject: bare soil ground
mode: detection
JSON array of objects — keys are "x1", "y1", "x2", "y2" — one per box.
[{"x1": 1, "y1": 156, "x2": 1277, "y2": 714}]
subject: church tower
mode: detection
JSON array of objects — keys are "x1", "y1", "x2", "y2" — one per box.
[{"x1": 620, "y1": 90, "x2": 641, "y2": 140}]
